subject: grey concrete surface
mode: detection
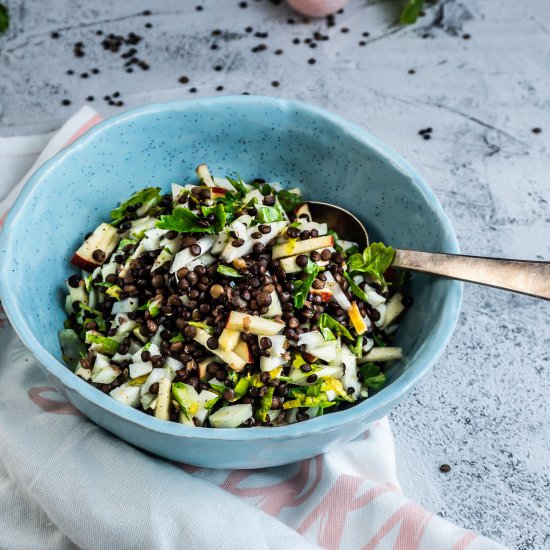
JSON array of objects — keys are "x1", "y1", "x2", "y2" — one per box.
[{"x1": 1, "y1": 0, "x2": 549, "y2": 548}]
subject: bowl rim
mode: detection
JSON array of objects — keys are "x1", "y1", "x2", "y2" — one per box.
[{"x1": 0, "y1": 95, "x2": 463, "y2": 442}]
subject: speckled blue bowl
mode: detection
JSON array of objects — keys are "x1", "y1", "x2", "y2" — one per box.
[{"x1": 0, "y1": 97, "x2": 462, "y2": 468}]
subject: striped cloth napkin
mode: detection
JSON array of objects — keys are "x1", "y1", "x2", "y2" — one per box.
[{"x1": 0, "y1": 107, "x2": 506, "y2": 550}]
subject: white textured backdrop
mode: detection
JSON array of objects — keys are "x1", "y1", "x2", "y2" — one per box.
[{"x1": 0, "y1": 1, "x2": 549, "y2": 547}]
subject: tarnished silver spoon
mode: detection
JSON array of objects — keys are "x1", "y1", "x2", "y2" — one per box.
[{"x1": 307, "y1": 201, "x2": 550, "y2": 301}]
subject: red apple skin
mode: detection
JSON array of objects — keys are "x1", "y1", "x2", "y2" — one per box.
[
  {"x1": 211, "y1": 187, "x2": 228, "y2": 198},
  {"x1": 71, "y1": 253, "x2": 99, "y2": 272},
  {"x1": 310, "y1": 288, "x2": 332, "y2": 302}
]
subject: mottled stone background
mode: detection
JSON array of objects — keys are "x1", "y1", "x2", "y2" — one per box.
[{"x1": 1, "y1": 0, "x2": 549, "y2": 548}]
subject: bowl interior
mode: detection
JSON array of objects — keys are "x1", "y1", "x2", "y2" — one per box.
[{"x1": 0, "y1": 97, "x2": 461, "y2": 423}]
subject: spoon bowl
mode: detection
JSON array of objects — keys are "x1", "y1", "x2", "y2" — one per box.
[{"x1": 308, "y1": 201, "x2": 550, "y2": 300}]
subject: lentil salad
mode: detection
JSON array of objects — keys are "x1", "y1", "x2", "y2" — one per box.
[{"x1": 59, "y1": 164, "x2": 410, "y2": 428}]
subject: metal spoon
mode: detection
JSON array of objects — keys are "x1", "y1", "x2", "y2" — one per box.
[{"x1": 307, "y1": 201, "x2": 550, "y2": 301}]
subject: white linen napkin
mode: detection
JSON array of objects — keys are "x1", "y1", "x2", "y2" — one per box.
[{"x1": 0, "y1": 108, "x2": 506, "y2": 550}]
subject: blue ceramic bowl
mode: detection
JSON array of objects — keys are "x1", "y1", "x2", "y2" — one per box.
[{"x1": 0, "y1": 97, "x2": 462, "y2": 468}]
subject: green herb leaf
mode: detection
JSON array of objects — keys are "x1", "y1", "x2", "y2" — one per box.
[
  {"x1": 188, "y1": 321, "x2": 214, "y2": 334},
  {"x1": 359, "y1": 363, "x2": 386, "y2": 390},
  {"x1": 226, "y1": 176, "x2": 248, "y2": 198},
  {"x1": 277, "y1": 190, "x2": 303, "y2": 213},
  {"x1": 204, "y1": 396, "x2": 221, "y2": 410},
  {"x1": 201, "y1": 203, "x2": 227, "y2": 232},
  {"x1": 0, "y1": 4, "x2": 9, "y2": 34},
  {"x1": 293, "y1": 259, "x2": 322, "y2": 309},
  {"x1": 372, "y1": 333, "x2": 387, "y2": 348},
  {"x1": 110, "y1": 187, "x2": 161, "y2": 223},
  {"x1": 343, "y1": 272, "x2": 369, "y2": 302},
  {"x1": 347, "y1": 242, "x2": 395, "y2": 288},
  {"x1": 156, "y1": 207, "x2": 216, "y2": 234},
  {"x1": 217, "y1": 265, "x2": 243, "y2": 278},
  {"x1": 256, "y1": 205, "x2": 285, "y2": 223},
  {"x1": 170, "y1": 333, "x2": 184, "y2": 343},
  {"x1": 255, "y1": 386, "x2": 275, "y2": 422},
  {"x1": 233, "y1": 377, "x2": 250, "y2": 401},
  {"x1": 85, "y1": 331, "x2": 119, "y2": 355},
  {"x1": 209, "y1": 381, "x2": 226, "y2": 394},
  {"x1": 350, "y1": 335, "x2": 364, "y2": 358},
  {"x1": 400, "y1": 0, "x2": 425, "y2": 25},
  {"x1": 251, "y1": 181, "x2": 277, "y2": 195},
  {"x1": 318, "y1": 313, "x2": 354, "y2": 341}
]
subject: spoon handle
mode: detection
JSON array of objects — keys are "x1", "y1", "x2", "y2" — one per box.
[{"x1": 393, "y1": 250, "x2": 550, "y2": 300}]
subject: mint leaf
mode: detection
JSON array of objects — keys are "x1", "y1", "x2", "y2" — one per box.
[
  {"x1": 347, "y1": 242, "x2": 395, "y2": 288},
  {"x1": 156, "y1": 207, "x2": 216, "y2": 234},
  {"x1": 277, "y1": 190, "x2": 303, "y2": 213},
  {"x1": 400, "y1": 0, "x2": 425, "y2": 24},
  {"x1": 0, "y1": 4, "x2": 9, "y2": 33},
  {"x1": 110, "y1": 187, "x2": 161, "y2": 223},
  {"x1": 201, "y1": 203, "x2": 227, "y2": 232},
  {"x1": 170, "y1": 332, "x2": 184, "y2": 343},
  {"x1": 256, "y1": 205, "x2": 285, "y2": 223},
  {"x1": 217, "y1": 265, "x2": 243, "y2": 278},
  {"x1": 318, "y1": 313, "x2": 353, "y2": 341},
  {"x1": 343, "y1": 272, "x2": 369, "y2": 302},
  {"x1": 293, "y1": 259, "x2": 321, "y2": 309},
  {"x1": 359, "y1": 363, "x2": 386, "y2": 390},
  {"x1": 226, "y1": 176, "x2": 248, "y2": 198}
]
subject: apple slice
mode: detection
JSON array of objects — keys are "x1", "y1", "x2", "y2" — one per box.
[
  {"x1": 153, "y1": 377, "x2": 172, "y2": 420},
  {"x1": 348, "y1": 302, "x2": 367, "y2": 335},
  {"x1": 196, "y1": 163, "x2": 214, "y2": 186},
  {"x1": 293, "y1": 203, "x2": 311, "y2": 221},
  {"x1": 110, "y1": 384, "x2": 141, "y2": 407},
  {"x1": 257, "y1": 334, "x2": 287, "y2": 357},
  {"x1": 260, "y1": 355, "x2": 286, "y2": 372},
  {"x1": 278, "y1": 251, "x2": 330, "y2": 274},
  {"x1": 264, "y1": 289, "x2": 283, "y2": 318},
  {"x1": 234, "y1": 340, "x2": 253, "y2": 363},
  {"x1": 271, "y1": 235, "x2": 334, "y2": 260},
  {"x1": 220, "y1": 221, "x2": 287, "y2": 262},
  {"x1": 208, "y1": 404, "x2": 253, "y2": 428},
  {"x1": 71, "y1": 223, "x2": 120, "y2": 272},
  {"x1": 341, "y1": 344, "x2": 360, "y2": 397},
  {"x1": 297, "y1": 330, "x2": 326, "y2": 348},
  {"x1": 324, "y1": 271, "x2": 352, "y2": 311},
  {"x1": 219, "y1": 328, "x2": 241, "y2": 351},
  {"x1": 170, "y1": 234, "x2": 216, "y2": 274},
  {"x1": 193, "y1": 328, "x2": 247, "y2": 371},
  {"x1": 226, "y1": 311, "x2": 285, "y2": 336},
  {"x1": 361, "y1": 347, "x2": 403, "y2": 362},
  {"x1": 381, "y1": 292, "x2": 405, "y2": 328}
]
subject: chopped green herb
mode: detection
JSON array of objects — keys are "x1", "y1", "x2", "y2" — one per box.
[
  {"x1": 400, "y1": 0, "x2": 425, "y2": 25},
  {"x1": 217, "y1": 265, "x2": 243, "y2": 278},
  {"x1": 293, "y1": 259, "x2": 321, "y2": 309},
  {"x1": 85, "y1": 331, "x2": 119, "y2": 355},
  {"x1": 156, "y1": 207, "x2": 216, "y2": 234},
  {"x1": 0, "y1": 4, "x2": 9, "y2": 33},
  {"x1": 318, "y1": 313, "x2": 354, "y2": 341},
  {"x1": 110, "y1": 187, "x2": 161, "y2": 223},
  {"x1": 347, "y1": 242, "x2": 396, "y2": 288},
  {"x1": 277, "y1": 189, "x2": 302, "y2": 213},
  {"x1": 359, "y1": 363, "x2": 386, "y2": 390},
  {"x1": 201, "y1": 203, "x2": 227, "y2": 232},
  {"x1": 170, "y1": 333, "x2": 184, "y2": 343},
  {"x1": 255, "y1": 386, "x2": 274, "y2": 422},
  {"x1": 188, "y1": 321, "x2": 214, "y2": 334},
  {"x1": 256, "y1": 205, "x2": 285, "y2": 223},
  {"x1": 343, "y1": 272, "x2": 369, "y2": 302},
  {"x1": 226, "y1": 176, "x2": 248, "y2": 198},
  {"x1": 350, "y1": 335, "x2": 364, "y2": 357}
]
